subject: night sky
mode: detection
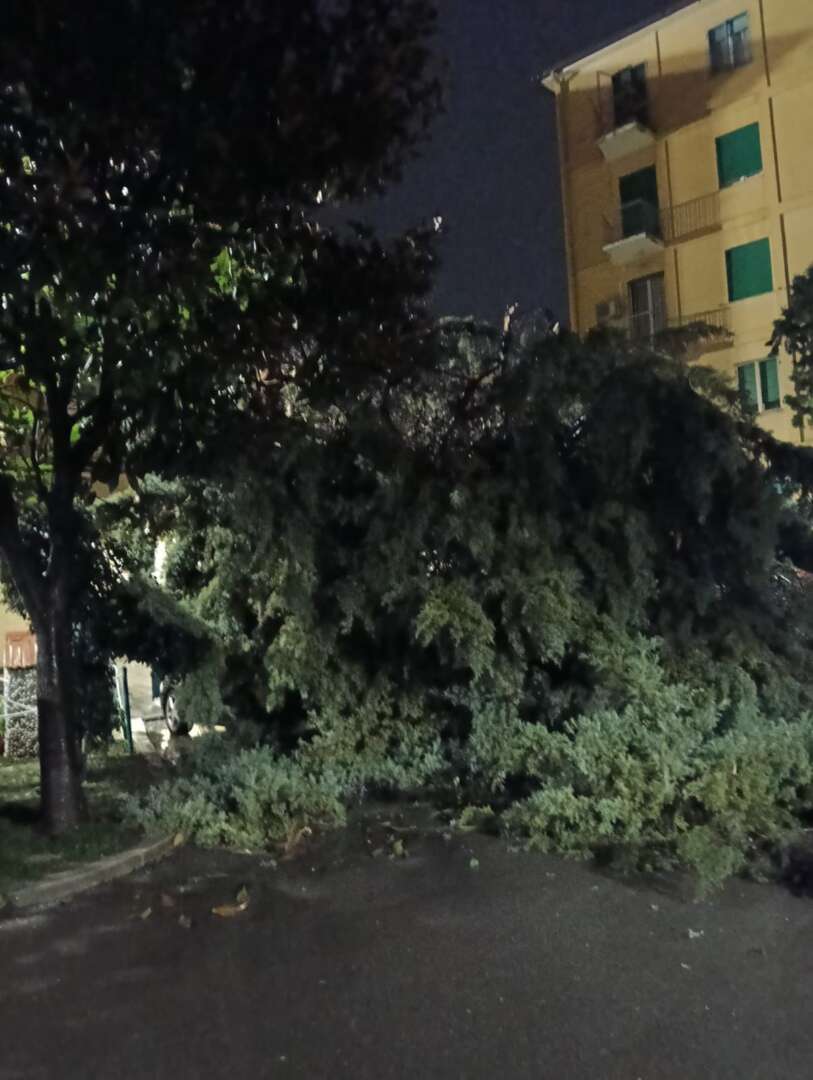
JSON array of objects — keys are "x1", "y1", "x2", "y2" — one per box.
[{"x1": 359, "y1": 0, "x2": 668, "y2": 324}]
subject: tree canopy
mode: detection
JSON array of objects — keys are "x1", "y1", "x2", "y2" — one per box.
[{"x1": 0, "y1": 0, "x2": 443, "y2": 831}]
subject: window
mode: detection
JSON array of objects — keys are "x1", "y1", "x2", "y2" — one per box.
[
  {"x1": 709, "y1": 13, "x2": 752, "y2": 73},
  {"x1": 726, "y1": 238, "x2": 773, "y2": 302},
  {"x1": 716, "y1": 123, "x2": 763, "y2": 188},
  {"x1": 738, "y1": 357, "x2": 780, "y2": 411},
  {"x1": 628, "y1": 273, "x2": 666, "y2": 340},
  {"x1": 612, "y1": 64, "x2": 648, "y2": 128},
  {"x1": 619, "y1": 166, "x2": 660, "y2": 238}
]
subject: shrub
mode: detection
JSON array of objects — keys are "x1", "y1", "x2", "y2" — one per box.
[
  {"x1": 125, "y1": 739, "x2": 349, "y2": 850},
  {"x1": 494, "y1": 633, "x2": 813, "y2": 891},
  {"x1": 126, "y1": 708, "x2": 445, "y2": 852}
]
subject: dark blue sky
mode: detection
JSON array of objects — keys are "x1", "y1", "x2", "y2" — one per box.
[{"x1": 359, "y1": 0, "x2": 666, "y2": 323}]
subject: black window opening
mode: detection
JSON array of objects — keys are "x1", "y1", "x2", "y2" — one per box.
[
  {"x1": 709, "y1": 13, "x2": 752, "y2": 73},
  {"x1": 612, "y1": 64, "x2": 649, "y2": 129},
  {"x1": 619, "y1": 166, "x2": 660, "y2": 239},
  {"x1": 628, "y1": 273, "x2": 667, "y2": 340}
]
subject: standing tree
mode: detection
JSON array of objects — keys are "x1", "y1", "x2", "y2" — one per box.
[
  {"x1": 0, "y1": 0, "x2": 442, "y2": 832},
  {"x1": 772, "y1": 264, "x2": 813, "y2": 436}
]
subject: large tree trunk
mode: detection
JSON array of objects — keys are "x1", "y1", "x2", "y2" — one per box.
[{"x1": 35, "y1": 594, "x2": 86, "y2": 834}]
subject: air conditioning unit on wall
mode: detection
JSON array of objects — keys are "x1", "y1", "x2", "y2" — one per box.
[{"x1": 595, "y1": 296, "x2": 626, "y2": 325}]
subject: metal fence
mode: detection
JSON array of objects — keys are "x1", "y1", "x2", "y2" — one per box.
[{"x1": 604, "y1": 192, "x2": 721, "y2": 247}]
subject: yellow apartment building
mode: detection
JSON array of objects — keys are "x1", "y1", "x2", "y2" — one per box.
[{"x1": 542, "y1": 0, "x2": 813, "y2": 442}]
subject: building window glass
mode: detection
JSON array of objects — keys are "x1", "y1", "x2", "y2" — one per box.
[
  {"x1": 619, "y1": 166, "x2": 660, "y2": 238},
  {"x1": 709, "y1": 13, "x2": 752, "y2": 73},
  {"x1": 628, "y1": 273, "x2": 666, "y2": 340},
  {"x1": 716, "y1": 123, "x2": 763, "y2": 188},
  {"x1": 725, "y1": 238, "x2": 773, "y2": 302},
  {"x1": 612, "y1": 63, "x2": 648, "y2": 128},
  {"x1": 738, "y1": 357, "x2": 780, "y2": 412}
]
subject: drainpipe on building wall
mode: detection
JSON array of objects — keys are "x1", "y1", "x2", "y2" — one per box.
[{"x1": 549, "y1": 71, "x2": 579, "y2": 333}]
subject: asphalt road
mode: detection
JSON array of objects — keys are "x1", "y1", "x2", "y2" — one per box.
[{"x1": 2, "y1": 809, "x2": 812, "y2": 1080}]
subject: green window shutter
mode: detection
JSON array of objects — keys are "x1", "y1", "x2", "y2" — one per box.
[
  {"x1": 738, "y1": 362, "x2": 758, "y2": 410},
  {"x1": 759, "y1": 356, "x2": 780, "y2": 409},
  {"x1": 716, "y1": 123, "x2": 763, "y2": 188},
  {"x1": 726, "y1": 238, "x2": 773, "y2": 302}
]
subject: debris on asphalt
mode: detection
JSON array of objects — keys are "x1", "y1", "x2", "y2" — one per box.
[{"x1": 212, "y1": 884, "x2": 250, "y2": 918}]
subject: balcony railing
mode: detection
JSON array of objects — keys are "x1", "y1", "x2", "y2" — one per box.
[
  {"x1": 619, "y1": 307, "x2": 733, "y2": 347},
  {"x1": 668, "y1": 307, "x2": 730, "y2": 334},
  {"x1": 603, "y1": 192, "x2": 722, "y2": 255},
  {"x1": 662, "y1": 192, "x2": 721, "y2": 243},
  {"x1": 667, "y1": 307, "x2": 733, "y2": 350}
]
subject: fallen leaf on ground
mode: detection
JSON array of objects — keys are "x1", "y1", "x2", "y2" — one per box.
[
  {"x1": 212, "y1": 885, "x2": 250, "y2": 918},
  {"x1": 172, "y1": 832, "x2": 185, "y2": 848},
  {"x1": 178, "y1": 914, "x2": 192, "y2": 930},
  {"x1": 469, "y1": 857, "x2": 480, "y2": 871},
  {"x1": 391, "y1": 838, "x2": 407, "y2": 858},
  {"x1": 212, "y1": 900, "x2": 249, "y2": 918},
  {"x1": 139, "y1": 907, "x2": 152, "y2": 920},
  {"x1": 160, "y1": 892, "x2": 176, "y2": 910},
  {"x1": 688, "y1": 929, "x2": 704, "y2": 940}
]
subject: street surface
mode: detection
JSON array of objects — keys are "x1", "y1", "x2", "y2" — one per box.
[{"x1": 2, "y1": 809, "x2": 812, "y2": 1079}]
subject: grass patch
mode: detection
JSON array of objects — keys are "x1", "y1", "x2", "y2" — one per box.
[{"x1": 0, "y1": 745, "x2": 160, "y2": 895}]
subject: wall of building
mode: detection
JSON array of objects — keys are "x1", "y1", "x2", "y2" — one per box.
[
  {"x1": 0, "y1": 605, "x2": 31, "y2": 641},
  {"x1": 550, "y1": 0, "x2": 813, "y2": 445}
]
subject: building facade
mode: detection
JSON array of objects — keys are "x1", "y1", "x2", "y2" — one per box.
[{"x1": 542, "y1": 0, "x2": 813, "y2": 442}]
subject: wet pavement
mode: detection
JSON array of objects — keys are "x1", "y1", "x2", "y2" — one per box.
[{"x1": 1, "y1": 809, "x2": 812, "y2": 1079}]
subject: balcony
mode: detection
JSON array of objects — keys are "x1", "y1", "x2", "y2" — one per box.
[
  {"x1": 662, "y1": 192, "x2": 721, "y2": 244},
  {"x1": 606, "y1": 305, "x2": 733, "y2": 347},
  {"x1": 667, "y1": 307, "x2": 733, "y2": 351},
  {"x1": 596, "y1": 84, "x2": 655, "y2": 163},
  {"x1": 597, "y1": 120, "x2": 656, "y2": 164},
  {"x1": 602, "y1": 199, "x2": 664, "y2": 266},
  {"x1": 603, "y1": 192, "x2": 722, "y2": 266}
]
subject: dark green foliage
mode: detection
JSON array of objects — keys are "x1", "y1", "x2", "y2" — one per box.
[
  {"x1": 772, "y1": 264, "x2": 813, "y2": 435},
  {"x1": 126, "y1": 739, "x2": 350, "y2": 851},
  {"x1": 0, "y1": 0, "x2": 443, "y2": 828},
  {"x1": 129, "y1": 319, "x2": 813, "y2": 889}
]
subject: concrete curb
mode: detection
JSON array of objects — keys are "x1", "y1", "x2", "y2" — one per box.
[{"x1": 3, "y1": 836, "x2": 177, "y2": 915}]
